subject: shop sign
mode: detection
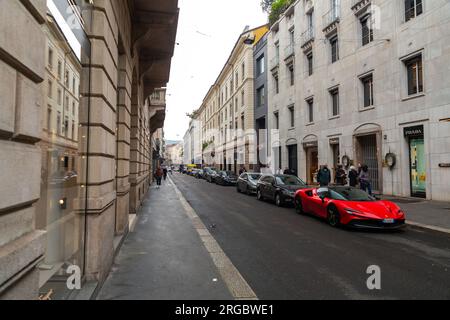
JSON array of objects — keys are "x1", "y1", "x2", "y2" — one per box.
[
  {"x1": 303, "y1": 141, "x2": 318, "y2": 148},
  {"x1": 329, "y1": 137, "x2": 340, "y2": 145},
  {"x1": 404, "y1": 125, "x2": 424, "y2": 137}
]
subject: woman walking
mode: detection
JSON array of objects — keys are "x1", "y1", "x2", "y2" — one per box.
[
  {"x1": 359, "y1": 165, "x2": 372, "y2": 195},
  {"x1": 155, "y1": 167, "x2": 163, "y2": 188}
]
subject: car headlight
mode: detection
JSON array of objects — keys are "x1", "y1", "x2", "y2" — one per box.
[{"x1": 345, "y1": 208, "x2": 366, "y2": 216}]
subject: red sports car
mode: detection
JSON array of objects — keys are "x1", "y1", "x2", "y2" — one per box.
[{"x1": 294, "y1": 186, "x2": 406, "y2": 229}]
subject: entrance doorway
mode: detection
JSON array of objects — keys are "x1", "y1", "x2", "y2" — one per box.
[
  {"x1": 287, "y1": 144, "x2": 298, "y2": 176},
  {"x1": 405, "y1": 125, "x2": 426, "y2": 198},
  {"x1": 305, "y1": 146, "x2": 318, "y2": 184},
  {"x1": 355, "y1": 134, "x2": 380, "y2": 191}
]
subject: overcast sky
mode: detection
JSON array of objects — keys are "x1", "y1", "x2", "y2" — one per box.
[{"x1": 164, "y1": 0, "x2": 268, "y2": 141}]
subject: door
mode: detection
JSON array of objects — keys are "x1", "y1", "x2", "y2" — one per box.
[
  {"x1": 331, "y1": 144, "x2": 340, "y2": 180},
  {"x1": 288, "y1": 144, "x2": 298, "y2": 176},
  {"x1": 307, "y1": 148, "x2": 319, "y2": 184},
  {"x1": 409, "y1": 138, "x2": 426, "y2": 198},
  {"x1": 357, "y1": 134, "x2": 380, "y2": 191}
]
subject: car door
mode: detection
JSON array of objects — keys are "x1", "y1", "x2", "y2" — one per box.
[
  {"x1": 266, "y1": 176, "x2": 276, "y2": 200},
  {"x1": 311, "y1": 188, "x2": 330, "y2": 218},
  {"x1": 239, "y1": 174, "x2": 247, "y2": 191}
]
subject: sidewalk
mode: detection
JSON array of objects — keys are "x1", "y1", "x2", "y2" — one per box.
[
  {"x1": 380, "y1": 195, "x2": 450, "y2": 233},
  {"x1": 96, "y1": 177, "x2": 233, "y2": 300}
]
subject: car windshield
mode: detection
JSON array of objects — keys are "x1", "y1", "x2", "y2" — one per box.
[
  {"x1": 276, "y1": 176, "x2": 306, "y2": 186},
  {"x1": 329, "y1": 187, "x2": 375, "y2": 201},
  {"x1": 248, "y1": 174, "x2": 261, "y2": 181}
]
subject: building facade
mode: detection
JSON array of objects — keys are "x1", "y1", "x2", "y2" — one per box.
[
  {"x1": 0, "y1": 0, "x2": 178, "y2": 299},
  {"x1": 267, "y1": 0, "x2": 450, "y2": 201},
  {"x1": 196, "y1": 25, "x2": 269, "y2": 173},
  {"x1": 254, "y1": 33, "x2": 269, "y2": 172},
  {"x1": 165, "y1": 142, "x2": 183, "y2": 167}
]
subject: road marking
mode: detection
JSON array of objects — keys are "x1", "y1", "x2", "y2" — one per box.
[
  {"x1": 407, "y1": 221, "x2": 450, "y2": 235},
  {"x1": 169, "y1": 175, "x2": 258, "y2": 300}
]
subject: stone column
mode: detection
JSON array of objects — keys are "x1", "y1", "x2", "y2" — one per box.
[{"x1": 0, "y1": 0, "x2": 47, "y2": 299}]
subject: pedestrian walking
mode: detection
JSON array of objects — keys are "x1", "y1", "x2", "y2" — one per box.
[
  {"x1": 155, "y1": 167, "x2": 163, "y2": 188},
  {"x1": 317, "y1": 165, "x2": 331, "y2": 187},
  {"x1": 348, "y1": 165, "x2": 358, "y2": 187},
  {"x1": 335, "y1": 164, "x2": 347, "y2": 185},
  {"x1": 359, "y1": 165, "x2": 372, "y2": 195},
  {"x1": 163, "y1": 167, "x2": 168, "y2": 181}
]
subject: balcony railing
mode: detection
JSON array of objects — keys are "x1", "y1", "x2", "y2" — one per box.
[
  {"x1": 149, "y1": 88, "x2": 166, "y2": 106},
  {"x1": 322, "y1": 4, "x2": 341, "y2": 30},
  {"x1": 284, "y1": 44, "x2": 295, "y2": 60},
  {"x1": 301, "y1": 27, "x2": 315, "y2": 47},
  {"x1": 351, "y1": 0, "x2": 372, "y2": 15},
  {"x1": 270, "y1": 56, "x2": 279, "y2": 71}
]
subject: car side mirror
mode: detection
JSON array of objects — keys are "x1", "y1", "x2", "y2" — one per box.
[{"x1": 319, "y1": 194, "x2": 326, "y2": 203}]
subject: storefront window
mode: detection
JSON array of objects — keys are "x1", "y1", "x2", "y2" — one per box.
[
  {"x1": 410, "y1": 138, "x2": 426, "y2": 197},
  {"x1": 36, "y1": 0, "x2": 92, "y2": 299}
]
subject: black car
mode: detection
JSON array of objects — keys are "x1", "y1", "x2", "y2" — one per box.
[
  {"x1": 237, "y1": 173, "x2": 262, "y2": 195},
  {"x1": 214, "y1": 171, "x2": 238, "y2": 186},
  {"x1": 195, "y1": 169, "x2": 204, "y2": 179},
  {"x1": 204, "y1": 167, "x2": 218, "y2": 183},
  {"x1": 256, "y1": 174, "x2": 308, "y2": 207}
]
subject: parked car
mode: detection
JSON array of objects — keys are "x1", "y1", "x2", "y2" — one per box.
[
  {"x1": 237, "y1": 173, "x2": 262, "y2": 195},
  {"x1": 256, "y1": 174, "x2": 308, "y2": 207},
  {"x1": 190, "y1": 169, "x2": 200, "y2": 177},
  {"x1": 195, "y1": 169, "x2": 204, "y2": 179},
  {"x1": 214, "y1": 171, "x2": 238, "y2": 186},
  {"x1": 204, "y1": 167, "x2": 218, "y2": 183},
  {"x1": 294, "y1": 186, "x2": 406, "y2": 229}
]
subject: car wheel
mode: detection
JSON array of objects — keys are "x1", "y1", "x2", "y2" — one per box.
[
  {"x1": 327, "y1": 206, "x2": 341, "y2": 228},
  {"x1": 295, "y1": 197, "x2": 304, "y2": 214},
  {"x1": 245, "y1": 185, "x2": 251, "y2": 195},
  {"x1": 257, "y1": 189, "x2": 264, "y2": 201},
  {"x1": 275, "y1": 193, "x2": 283, "y2": 207},
  {"x1": 237, "y1": 185, "x2": 241, "y2": 193}
]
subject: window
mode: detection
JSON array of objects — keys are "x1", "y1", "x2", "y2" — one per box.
[
  {"x1": 361, "y1": 74, "x2": 374, "y2": 107},
  {"x1": 65, "y1": 70, "x2": 70, "y2": 87},
  {"x1": 361, "y1": 16, "x2": 374, "y2": 46},
  {"x1": 71, "y1": 120, "x2": 75, "y2": 140},
  {"x1": 274, "y1": 111, "x2": 279, "y2": 129},
  {"x1": 65, "y1": 96, "x2": 69, "y2": 111},
  {"x1": 57, "y1": 112, "x2": 61, "y2": 135},
  {"x1": 48, "y1": 80, "x2": 53, "y2": 98},
  {"x1": 307, "y1": 98, "x2": 314, "y2": 123},
  {"x1": 257, "y1": 55, "x2": 265, "y2": 75},
  {"x1": 307, "y1": 52, "x2": 313, "y2": 76},
  {"x1": 275, "y1": 42, "x2": 280, "y2": 62},
  {"x1": 241, "y1": 62, "x2": 245, "y2": 80},
  {"x1": 289, "y1": 28, "x2": 295, "y2": 46},
  {"x1": 405, "y1": 0, "x2": 423, "y2": 22},
  {"x1": 57, "y1": 61, "x2": 62, "y2": 79},
  {"x1": 72, "y1": 102, "x2": 76, "y2": 115},
  {"x1": 405, "y1": 55, "x2": 423, "y2": 95},
  {"x1": 330, "y1": 88, "x2": 340, "y2": 116},
  {"x1": 241, "y1": 115, "x2": 245, "y2": 130},
  {"x1": 330, "y1": 36, "x2": 339, "y2": 63},
  {"x1": 241, "y1": 90, "x2": 245, "y2": 107},
  {"x1": 48, "y1": 48, "x2": 53, "y2": 69},
  {"x1": 274, "y1": 75, "x2": 279, "y2": 94},
  {"x1": 257, "y1": 86, "x2": 265, "y2": 107},
  {"x1": 288, "y1": 105, "x2": 295, "y2": 128},
  {"x1": 72, "y1": 78, "x2": 76, "y2": 93},
  {"x1": 47, "y1": 106, "x2": 52, "y2": 130},
  {"x1": 57, "y1": 89, "x2": 62, "y2": 105},
  {"x1": 235, "y1": 98, "x2": 238, "y2": 112},
  {"x1": 288, "y1": 64, "x2": 294, "y2": 86},
  {"x1": 235, "y1": 72, "x2": 239, "y2": 89}
]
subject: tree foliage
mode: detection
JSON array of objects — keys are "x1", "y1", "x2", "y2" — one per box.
[{"x1": 261, "y1": 0, "x2": 295, "y2": 25}]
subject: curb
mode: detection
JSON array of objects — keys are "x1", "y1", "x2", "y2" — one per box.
[{"x1": 406, "y1": 221, "x2": 450, "y2": 235}]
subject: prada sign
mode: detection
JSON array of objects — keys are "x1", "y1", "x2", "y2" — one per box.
[{"x1": 404, "y1": 125, "x2": 424, "y2": 137}]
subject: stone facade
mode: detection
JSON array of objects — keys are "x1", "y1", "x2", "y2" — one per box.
[
  {"x1": 194, "y1": 25, "x2": 269, "y2": 172},
  {"x1": 267, "y1": 0, "x2": 450, "y2": 200},
  {"x1": 0, "y1": 0, "x2": 178, "y2": 299}
]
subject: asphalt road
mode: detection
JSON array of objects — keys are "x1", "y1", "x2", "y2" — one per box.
[{"x1": 171, "y1": 173, "x2": 450, "y2": 300}]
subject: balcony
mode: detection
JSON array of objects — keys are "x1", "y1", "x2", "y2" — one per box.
[
  {"x1": 351, "y1": 0, "x2": 371, "y2": 16},
  {"x1": 149, "y1": 88, "x2": 167, "y2": 133},
  {"x1": 322, "y1": 4, "x2": 340, "y2": 36},
  {"x1": 284, "y1": 44, "x2": 295, "y2": 64},
  {"x1": 300, "y1": 27, "x2": 314, "y2": 52},
  {"x1": 270, "y1": 56, "x2": 280, "y2": 74}
]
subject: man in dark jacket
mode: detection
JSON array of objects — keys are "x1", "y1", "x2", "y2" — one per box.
[
  {"x1": 348, "y1": 166, "x2": 358, "y2": 187},
  {"x1": 317, "y1": 165, "x2": 331, "y2": 187}
]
